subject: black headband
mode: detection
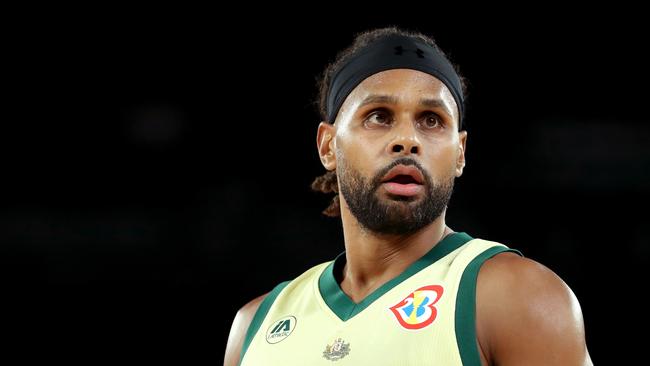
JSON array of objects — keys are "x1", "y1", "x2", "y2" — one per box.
[{"x1": 326, "y1": 34, "x2": 464, "y2": 128}]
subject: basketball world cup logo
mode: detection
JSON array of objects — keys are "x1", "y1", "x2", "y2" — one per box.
[{"x1": 389, "y1": 285, "x2": 444, "y2": 330}]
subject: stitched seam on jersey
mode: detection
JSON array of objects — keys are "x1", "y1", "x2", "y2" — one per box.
[
  {"x1": 455, "y1": 246, "x2": 522, "y2": 366},
  {"x1": 239, "y1": 280, "x2": 290, "y2": 366}
]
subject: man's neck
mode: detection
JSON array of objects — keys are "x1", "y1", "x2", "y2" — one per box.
[{"x1": 338, "y1": 207, "x2": 452, "y2": 303}]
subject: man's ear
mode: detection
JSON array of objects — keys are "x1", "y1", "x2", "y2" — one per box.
[
  {"x1": 456, "y1": 130, "x2": 467, "y2": 177},
  {"x1": 317, "y1": 122, "x2": 336, "y2": 171}
]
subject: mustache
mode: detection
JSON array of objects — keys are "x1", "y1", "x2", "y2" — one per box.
[{"x1": 371, "y1": 157, "x2": 429, "y2": 187}]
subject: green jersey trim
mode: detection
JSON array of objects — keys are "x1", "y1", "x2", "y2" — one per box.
[
  {"x1": 238, "y1": 280, "x2": 290, "y2": 366},
  {"x1": 319, "y1": 232, "x2": 473, "y2": 321},
  {"x1": 455, "y1": 246, "x2": 523, "y2": 366}
]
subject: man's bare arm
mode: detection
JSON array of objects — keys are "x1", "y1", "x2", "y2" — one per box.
[
  {"x1": 223, "y1": 294, "x2": 267, "y2": 366},
  {"x1": 477, "y1": 253, "x2": 593, "y2": 366}
]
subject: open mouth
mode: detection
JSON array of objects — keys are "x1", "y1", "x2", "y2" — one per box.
[
  {"x1": 379, "y1": 164, "x2": 425, "y2": 197},
  {"x1": 386, "y1": 174, "x2": 420, "y2": 185}
]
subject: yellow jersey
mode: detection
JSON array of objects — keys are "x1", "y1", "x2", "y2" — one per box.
[{"x1": 239, "y1": 232, "x2": 521, "y2": 366}]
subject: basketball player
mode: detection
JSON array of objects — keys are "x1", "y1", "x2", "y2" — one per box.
[{"x1": 224, "y1": 27, "x2": 592, "y2": 365}]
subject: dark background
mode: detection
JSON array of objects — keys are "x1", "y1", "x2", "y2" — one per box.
[{"x1": 4, "y1": 10, "x2": 648, "y2": 364}]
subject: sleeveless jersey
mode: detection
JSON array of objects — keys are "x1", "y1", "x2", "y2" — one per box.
[{"x1": 239, "y1": 232, "x2": 521, "y2": 366}]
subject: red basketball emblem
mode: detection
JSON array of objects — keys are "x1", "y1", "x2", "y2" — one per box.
[{"x1": 389, "y1": 285, "x2": 444, "y2": 330}]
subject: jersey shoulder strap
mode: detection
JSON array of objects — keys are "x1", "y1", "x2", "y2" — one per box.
[{"x1": 455, "y1": 240, "x2": 522, "y2": 366}]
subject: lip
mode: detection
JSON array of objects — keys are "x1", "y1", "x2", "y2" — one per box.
[{"x1": 380, "y1": 165, "x2": 424, "y2": 185}]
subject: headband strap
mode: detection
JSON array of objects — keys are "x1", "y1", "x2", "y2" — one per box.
[{"x1": 326, "y1": 34, "x2": 464, "y2": 128}]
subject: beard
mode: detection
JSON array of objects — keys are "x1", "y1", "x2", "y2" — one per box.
[{"x1": 337, "y1": 155, "x2": 454, "y2": 236}]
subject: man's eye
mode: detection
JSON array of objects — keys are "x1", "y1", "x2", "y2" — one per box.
[
  {"x1": 420, "y1": 113, "x2": 442, "y2": 128},
  {"x1": 365, "y1": 110, "x2": 392, "y2": 125}
]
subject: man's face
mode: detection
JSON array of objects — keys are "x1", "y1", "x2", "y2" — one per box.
[{"x1": 319, "y1": 69, "x2": 467, "y2": 235}]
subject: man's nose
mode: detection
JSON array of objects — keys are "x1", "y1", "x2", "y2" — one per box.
[{"x1": 387, "y1": 121, "x2": 421, "y2": 156}]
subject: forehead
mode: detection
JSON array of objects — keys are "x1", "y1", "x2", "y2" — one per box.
[{"x1": 341, "y1": 68, "x2": 459, "y2": 120}]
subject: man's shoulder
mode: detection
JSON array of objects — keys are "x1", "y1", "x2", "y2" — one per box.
[
  {"x1": 478, "y1": 252, "x2": 571, "y2": 298},
  {"x1": 224, "y1": 293, "x2": 268, "y2": 366},
  {"x1": 224, "y1": 258, "x2": 335, "y2": 365},
  {"x1": 239, "y1": 293, "x2": 268, "y2": 318},
  {"x1": 476, "y1": 252, "x2": 590, "y2": 364},
  {"x1": 477, "y1": 252, "x2": 577, "y2": 314}
]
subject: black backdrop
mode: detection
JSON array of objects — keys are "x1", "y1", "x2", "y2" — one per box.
[{"x1": 4, "y1": 10, "x2": 648, "y2": 364}]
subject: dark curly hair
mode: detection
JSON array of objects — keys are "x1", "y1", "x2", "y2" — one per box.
[{"x1": 310, "y1": 26, "x2": 468, "y2": 217}]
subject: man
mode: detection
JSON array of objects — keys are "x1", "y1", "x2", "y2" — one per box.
[{"x1": 224, "y1": 27, "x2": 592, "y2": 365}]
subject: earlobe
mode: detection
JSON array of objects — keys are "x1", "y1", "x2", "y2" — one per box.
[
  {"x1": 317, "y1": 122, "x2": 337, "y2": 171},
  {"x1": 456, "y1": 130, "x2": 467, "y2": 177}
]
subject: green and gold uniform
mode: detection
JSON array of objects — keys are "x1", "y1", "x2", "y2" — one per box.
[{"x1": 240, "y1": 232, "x2": 521, "y2": 366}]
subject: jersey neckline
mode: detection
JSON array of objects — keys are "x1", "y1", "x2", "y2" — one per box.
[{"x1": 318, "y1": 231, "x2": 473, "y2": 322}]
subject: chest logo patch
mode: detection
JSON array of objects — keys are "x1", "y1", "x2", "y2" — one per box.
[
  {"x1": 323, "y1": 337, "x2": 351, "y2": 361},
  {"x1": 266, "y1": 315, "x2": 296, "y2": 344},
  {"x1": 389, "y1": 285, "x2": 444, "y2": 330}
]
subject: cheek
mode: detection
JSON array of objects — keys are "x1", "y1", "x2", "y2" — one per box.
[
  {"x1": 336, "y1": 130, "x2": 375, "y2": 163},
  {"x1": 424, "y1": 144, "x2": 459, "y2": 175},
  {"x1": 336, "y1": 142, "x2": 378, "y2": 180},
  {"x1": 337, "y1": 125, "x2": 387, "y2": 161}
]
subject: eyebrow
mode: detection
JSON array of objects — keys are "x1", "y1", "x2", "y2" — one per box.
[{"x1": 358, "y1": 94, "x2": 453, "y2": 117}]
